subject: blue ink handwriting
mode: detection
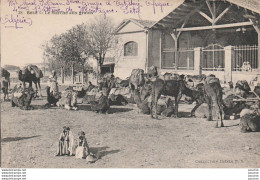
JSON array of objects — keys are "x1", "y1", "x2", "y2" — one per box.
[{"x1": 1, "y1": 14, "x2": 32, "y2": 29}]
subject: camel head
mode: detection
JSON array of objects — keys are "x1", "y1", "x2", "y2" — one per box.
[
  {"x1": 147, "y1": 66, "x2": 158, "y2": 78},
  {"x1": 24, "y1": 87, "x2": 36, "y2": 96},
  {"x1": 254, "y1": 86, "x2": 260, "y2": 97},
  {"x1": 235, "y1": 80, "x2": 251, "y2": 95}
]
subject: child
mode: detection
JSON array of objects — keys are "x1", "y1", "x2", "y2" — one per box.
[
  {"x1": 75, "y1": 131, "x2": 89, "y2": 159},
  {"x1": 56, "y1": 126, "x2": 71, "y2": 156}
]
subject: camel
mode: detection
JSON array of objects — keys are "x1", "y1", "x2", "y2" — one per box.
[
  {"x1": 129, "y1": 69, "x2": 145, "y2": 90},
  {"x1": 150, "y1": 78, "x2": 187, "y2": 119},
  {"x1": 11, "y1": 85, "x2": 35, "y2": 110},
  {"x1": 147, "y1": 66, "x2": 158, "y2": 78},
  {"x1": 182, "y1": 75, "x2": 224, "y2": 127},
  {"x1": 133, "y1": 89, "x2": 150, "y2": 114},
  {"x1": 223, "y1": 81, "x2": 257, "y2": 116},
  {"x1": 1, "y1": 68, "x2": 10, "y2": 101},
  {"x1": 18, "y1": 65, "x2": 43, "y2": 97},
  {"x1": 150, "y1": 74, "x2": 224, "y2": 127},
  {"x1": 240, "y1": 114, "x2": 260, "y2": 133},
  {"x1": 90, "y1": 92, "x2": 110, "y2": 113},
  {"x1": 203, "y1": 76, "x2": 224, "y2": 127}
]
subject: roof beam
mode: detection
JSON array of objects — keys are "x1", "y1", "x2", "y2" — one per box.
[
  {"x1": 157, "y1": 23, "x2": 170, "y2": 27},
  {"x1": 176, "y1": 21, "x2": 253, "y2": 31},
  {"x1": 172, "y1": 4, "x2": 205, "y2": 29},
  {"x1": 206, "y1": 0, "x2": 214, "y2": 18},
  {"x1": 197, "y1": 10, "x2": 213, "y2": 23},
  {"x1": 177, "y1": 20, "x2": 187, "y2": 39},
  {"x1": 214, "y1": 6, "x2": 231, "y2": 24},
  {"x1": 249, "y1": 19, "x2": 260, "y2": 34}
]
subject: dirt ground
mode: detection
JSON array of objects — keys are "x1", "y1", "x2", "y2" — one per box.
[{"x1": 1, "y1": 84, "x2": 260, "y2": 168}]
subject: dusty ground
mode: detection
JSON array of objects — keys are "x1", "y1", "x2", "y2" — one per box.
[{"x1": 1, "y1": 84, "x2": 260, "y2": 168}]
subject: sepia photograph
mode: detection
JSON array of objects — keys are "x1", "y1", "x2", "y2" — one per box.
[{"x1": 1, "y1": 0, "x2": 260, "y2": 171}]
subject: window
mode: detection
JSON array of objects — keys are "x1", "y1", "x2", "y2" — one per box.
[{"x1": 124, "y1": 41, "x2": 138, "y2": 56}]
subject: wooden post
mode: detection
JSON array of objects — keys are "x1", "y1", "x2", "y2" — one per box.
[
  {"x1": 61, "y1": 67, "x2": 64, "y2": 84},
  {"x1": 224, "y1": 46, "x2": 233, "y2": 83},
  {"x1": 71, "y1": 63, "x2": 74, "y2": 84},
  {"x1": 258, "y1": 33, "x2": 260, "y2": 73},
  {"x1": 159, "y1": 31, "x2": 162, "y2": 69},
  {"x1": 82, "y1": 63, "x2": 84, "y2": 85},
  {"x1": 175, "y1": 39, "x2": 178, "y2": 70},
  {"x1": 170, "y1": 32, "x2": 178, "y2": 70},
  {"x1": 194, "y1": 47, "x2": 201, "y2": 75}
]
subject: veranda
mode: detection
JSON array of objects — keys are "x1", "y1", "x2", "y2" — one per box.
[{"x1": 151, "y1": 0, "x2": 260, "y2": 83}]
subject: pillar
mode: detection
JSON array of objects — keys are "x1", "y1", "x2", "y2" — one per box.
[
  {"x1": 224, "y1": 46, "x2": 233, "y2": 83},
  {"x1": 194, "y1": 47, "x2": 201, "y2": 75},
  {"x1": 257, "y1": 33, "x2": 260, "y2": 82},
  {"x1": 71, "y1": 63, "x2": 74, "y2": 84}
]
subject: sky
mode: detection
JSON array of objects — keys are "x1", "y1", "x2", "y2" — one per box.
[{"x1": 1, "y1": 0, "x2": 183, "y2": 67}]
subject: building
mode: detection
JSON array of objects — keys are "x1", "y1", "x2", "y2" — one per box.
[
  {"x1": 114, "y1": 0, "x2": 260, "y2": 83},
  {"x1": 113, "y1": 18, "x2": 156, "y2": 79}
]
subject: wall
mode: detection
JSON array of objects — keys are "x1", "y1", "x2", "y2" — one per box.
[
  {"x1": 114, "y1": 31, "x2": 147, "y2": 79},
  {"x1": 148, "y1": 29, "x2": 161, "y2": 68}
]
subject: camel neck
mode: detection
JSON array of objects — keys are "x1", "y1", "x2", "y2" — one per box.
[{"x1": 183, "y1": 86, "x2": 195, "y2": 98}]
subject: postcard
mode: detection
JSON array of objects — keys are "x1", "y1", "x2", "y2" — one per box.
[{"x1": 1, "y1": 0, "x2": 260, "y2": 174}]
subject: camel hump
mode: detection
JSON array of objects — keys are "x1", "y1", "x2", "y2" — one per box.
[
  {"x1": 28, "y1": 65, "x2": 43, "y2": 78},
  {"x1": 130, "y1": 69, "x2": 145, "y2": 85},
  {"x1": 1, "y1": 68, "x2": 10, "y2": 78},
  {"x1": 205, "y1": 76, "x2": 220, "y2": 85},
  {"x1": 130, "y1": 69, "x2": 144, "y2": 78}
]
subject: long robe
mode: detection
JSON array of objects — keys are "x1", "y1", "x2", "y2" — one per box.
[
  {"x1": 56, "y1": 131, "x2": 72, "y2": 156},
  {"x1": 75, "y1": 137, "x2": 89, "y2": 159}
]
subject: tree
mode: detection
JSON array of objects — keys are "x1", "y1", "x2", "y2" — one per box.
[
  {"x1": 42, "y1": 24, "x2": 90, "y2": 84},
  {"x1": 86, "y1": 16, "x2": 117, "y2": 74},
  {"x1": 64, "y1": 24, "x2": 90, "y2": 84},
  {"x1": 42, "y1": 34, "x2": 70, "y2": 83}
]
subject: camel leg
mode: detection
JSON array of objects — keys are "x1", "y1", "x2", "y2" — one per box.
[
  {"x1": 216, "y1": 98, "x2": 224, "y2": 128},
  {"x1": 5, "y1": 92, "x2": 8, "y2": 101},
  {"x1": 190, "y1": 102, "x2": 202, "y2": 117},
  {"x1": 34, "y1": 82, "x2": 38, "y2": 97},
  {"x1": 29, "y1": 81, "x2": 33, "y2": 88},
  {"x1": 37, "y1": 80, "x2": 42, "y2": 97},
  {"x1": 205, "y1": 97, "x2": 213, "y2": 121},
  {"x1": 3, "y1": 92, "x2": 6, "y2": 101},
  {"x1": 174, "y1": 92, "x2": 182, "y2": 118},
  {"x1": 151, "y1": 93, "x2": 160, "y2": 119},
  {"x1": 154, "y1": 99, "x2": 158, "y2": 119},
  {"x1": 150, "y1": 99, "x2": 154, "y2": 118}
]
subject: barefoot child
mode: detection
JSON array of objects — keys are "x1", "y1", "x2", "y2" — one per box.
[
  {"x1": 56, "y1": 126, "x2": 72, "y2": 156},
  {"x1": 75, "y1": 131, "x2": 89, "y2": 159}
]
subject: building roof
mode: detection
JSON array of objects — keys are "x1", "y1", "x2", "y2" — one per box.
[
  {"x1": 227, "y1": 0, "x2": 260, "y2": 14},
  {"x1": 114, "y1": 18, "x2": 156, "y2": 33},
  {"x1": 151, "y1": 0, "x2": 260, "y2": 30},
  {"x1": 129, "y1": 18, "x2": 157, "y2": 28}
]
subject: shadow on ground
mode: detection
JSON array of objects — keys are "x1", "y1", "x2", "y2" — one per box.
[
  {"x1": 109, "y1": 107, "x2": 133, "y2": 114},
  {"x1": 89, "y1": 146, "x2": 120, "y2": 159},
  {"x1": 1, "y1": 135, "x2": 41, "y2": 143},
  {"x1": 178, "y1": 111, "x2": 192, "y2": 118},
  {"x1": 78, "y1": 104, "x2": 133, "y2": 114},
  {"x1": 224, "y1": 123, "x2": 240, "y2": 128}
]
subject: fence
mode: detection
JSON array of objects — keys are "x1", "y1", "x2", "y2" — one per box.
[
  {"x1": 160, "y1": 44, "x2": 259, "y2": 73},
  {"x1": 233, "y1": 45, "x2": 258, "y2": 71},
  {"x1": 201, "y1": 44, "x2": 225, "y2": 71},
  {"x1": 161, "y1": 48, "x2": 194, "y2": 70}
]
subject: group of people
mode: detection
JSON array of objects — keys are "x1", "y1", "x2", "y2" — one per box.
[{"x1": 56, "y1": 126, "x2": 97, "y2": 162}]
